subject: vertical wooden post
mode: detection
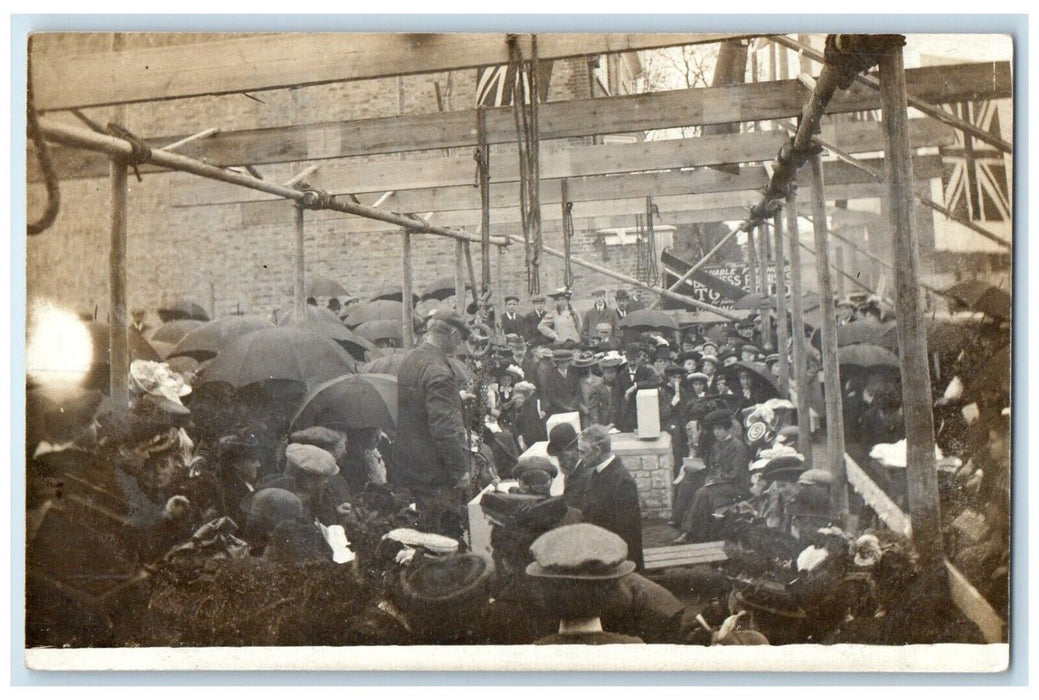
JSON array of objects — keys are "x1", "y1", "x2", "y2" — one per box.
[
  {"x1": 758, "y1": 220, "x2": 772, "y2": 349},
  {"x1": 293, "y1": 204, "x2": 306, "y2": 323},
  {"x1": 477, "y1": 107, "x2": 491, "y2": 293},
  {"x1": 786, "y1": 191, "x2": 812, "y2": 466},
  {"x1": 879, "y1": 45, "x2": 944, "y2": 572},
  {"x1": 810, "y1": 154, "x2": 849, "y2": 519},
  {"x1": 463, "y1": 241, "x2": 479, "y2": 306},
  {"x1": 454, "y1": 239, "x2": 466, "y2": 313},
  {"x1": 746, "y1": 228, "x2": 759, "y2": 295},
  {"x1": 108, "y1": 157, "x2": 130, "y2": 407},
  {"x1": 401, "y1": 231, "x2": 415, "y2": 348},
  {"x1": 834, "y1": 245, "x2": 848, "y2": 298},
  {"x1": 773, "y1": 212, "x2": 790, "y2": 396}
]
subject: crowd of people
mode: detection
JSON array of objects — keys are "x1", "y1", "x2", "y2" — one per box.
[{"x1": 25, "y1": 280, "x2": 1010, "y2": 646}]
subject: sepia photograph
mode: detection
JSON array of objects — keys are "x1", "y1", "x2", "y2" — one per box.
[{"x1": 19, "y1": 26, "x2": 1015, "y2": 673}]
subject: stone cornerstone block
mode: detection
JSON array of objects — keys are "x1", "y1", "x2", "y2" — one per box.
[{"x1": 610, "y1": 432, "x2": 673, "y2": 519}]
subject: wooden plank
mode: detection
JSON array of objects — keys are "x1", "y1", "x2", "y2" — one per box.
[
  {"x1": 643, "y1": 541, "x2": 727, "y2": 556},
  {"x1": 643, "y1": 551, "x2": 728, "y2": 565},
  {"x1": 32, "y1": 32, "x2": 752, "y2": 112},
  {"x1": 238, "y1": 180, "x2": 910, "y2": 232},
  {"x1": 238, "y1": 155, "x2": 943, "y2": 223},
  {"x1": 176, "y1": 118, "x2": 955, "y2": 207},
  {"x1": 31, "y1": 61, "x2": 1008, "y2": 182},
  {"x1": 844, "y1": 453, "x2": 911, "y2": 537}
]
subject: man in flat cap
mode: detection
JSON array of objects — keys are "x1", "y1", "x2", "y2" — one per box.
[
  {"x1": 394, "y1": 308, "x2": 472, "y2": 536},
  {"x1": 500, "y1": 295, "x2": 525, "y2": 338},
  {"x1": 582, "y1": 289, "x2": 618, "y2": 345},
  {"x1": 538, "y1": 287, "x2": 582, "y2": 346},
  {"x1": 540, "y1": 348, "x2": 581, "y2": 416},
  {"x1": 572, "y1": 425, "x2": 644, "y2": 571},
  {"x1": 525, "y1": 296, "x2": 551, "y2": 346}
]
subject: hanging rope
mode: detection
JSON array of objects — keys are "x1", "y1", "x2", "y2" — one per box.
[
  {"x1": 644, "y1": 198, "x2": 660, "y2": 287},
  {"x1": 26, "y1": 59, "x2": 60, "y2": 236},
  {"x1": 71, "y1": 108, "x2": 152, "y2": 183},
  {"x1": 562, "y1": 200, "x2": 575, "y2": 288},
  {"x1": 508, "y1": 34, "x2": 543, "y2": 295},
  {"x1": 475, "y1": 107, "x2": 491, "y2": 293}
]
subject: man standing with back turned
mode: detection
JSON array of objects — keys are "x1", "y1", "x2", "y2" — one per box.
[{"x1": 394, "y1": 309, "x2": 472, "y2": 536}]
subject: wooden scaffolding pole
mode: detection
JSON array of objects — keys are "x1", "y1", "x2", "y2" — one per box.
[
  {"x1": 773, "y1": 212, "x2": 790, "y2": 396},
  {"x1": 879, "y1": 44, "x2": 944, "y2": 573},
  {"x1": 108, "y1": 157, "x2": 130, "y2": 406},
  {"x1": 477, "y1": 107, "x2": 491, "y2": 292},
  {"x1": 454, "y1": 240, "x2": 466, "y2": 313},
  {"x1": 746, "y1": 228, "x2": 759, "y2": 295},
  {"x1": 401, "y1": 231, "x2": 415, "y2": 349},
  {"x1": 834, "y1": 244, "x2": 847, "y2": 298},
  {"x1": 810, "y1": 154, "x2": 849, "y2": 518},
  {"x1": 786, "y1": 190, "x2": 813, "y2": 466},
  {"x1": 39, "y1": 120, "x2": 509, "y2": 247},
  {"x1": 293, "y1": 205, "x2": 306, "y2": 322}
]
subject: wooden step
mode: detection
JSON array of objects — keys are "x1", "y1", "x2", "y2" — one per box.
[{"x1": 643, "y1": 541, "x2": 728, "y2": 570}]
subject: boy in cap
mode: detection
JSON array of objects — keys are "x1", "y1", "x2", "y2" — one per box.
[
  {"x1": 525, "y1": 296, "x2": 550, "y2": 345},
  {"x1": 538, "y1": 287, "x2": 582, "y2": 346},
  {"x1": 526, "y1": 524, "x2": 643, "y2": 644},
  {"x1": 582, "y1": 289, "x2": 618, "y2": 344},
  {"x1": 500, "y1": 295, "x2": 525, "y2": 337}
]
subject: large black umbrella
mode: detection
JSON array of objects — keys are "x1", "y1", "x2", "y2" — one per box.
[
  {"x1": 292, "y1": 373, "x2": 398, "y2": 432},
  {"x1": 342, "y1": 300, "x2": 405, "y2": 328},
  {"x1": 944, "y1": 280, "x2": 1011, "y2": 321},
  {"x1": 420, "y1": 276, "x2": 471, "y2": 302},
  {"x1": 836, "y1": 320, "x2": 895, "y2": 347},
  {"x1": 878, "y1": 318, "x2": 977, "y2": 355},
  {"x1": 307, "y1": 275, "x2": 349, "y2": 298},
  {"x1": 617, "y1": 309, "x2": 679, "y2": 333},
  {"x1": 275, "y1": 305, "x2": 342, "y2": 327},
  {"x1": 150, "y1": 319, "x2": 205, "y2": 345},
  {"x1": 371, "y1": 283, "x2": 420, "y2": 304},
  {"x1": 198, "y1": 326, "x2": 358, "y2": 394},
  {"x1": 293, "y1": 320, "x2": 376, "y2": 361},
  {"x1": 837, "y1": 343, "x2": 900, "y2": 371},
  {"x1": 363, "y1": 350, "x2": 407, "y2": 376},
  {"x1": 720, "y1": 360, "x2": 780, "y2": 398},
  {"x1": 158, "y1": 299, "x2": 210, "y2": 323},
  {"x1": 354, "y1": 319, "x2": 403, "y2": 344},
  {"x1": 170, "y1": 316, "x2": 274, "y2": 361}
]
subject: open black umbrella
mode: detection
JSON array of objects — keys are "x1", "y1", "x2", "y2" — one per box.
[
  {"x1": 944, "y1": 280, "x2": 1011, "y2": 321},
  {"x1": 198, "y1": 326, "x2": 358, "y2": 394},
  {"x1": 170, "y1": 316, "x2": 274, "y2": 361},
  {"x1": 617, "y1": 309, "x2": 679, "y2": 333},
  {"x1": 720, "y1": 360, "x2": 780, "y2": 398},
  {"x1": 307, "y1": 275, "x2": 349, "y2": 299},
  {"x1": 354, "y1": 319, "x2": 404, "y2": 344},
  {"x1": 292, "y1": 373, "x2": 398, "y2": 432},
  {"x1": 342, "y1": 300, "x2": 405, "y2": 328},
  {"x1": 420, "y1": 276, "x2": 471, "y2": 302},
  {"x1": 158, "y1": 299, "x2": 210, "y2": 323},
  {"x1": 877, "y1": 318, "x2": 977, "y2": 355},
  {"x1": 292, "y1": 319, "x2": 376, "y2": 361},
  {"x1": 836, "y1": 320, "x2": 895, "y2": 347},
  {"x1": 363, "y1": 349, "x2": 407, "y2": 376},
  {"x1": 150, "y1": 319, "x2": 205, "y2": 345},
  {"x1": 371, "y1": 283, "x2": 420, "y2": 304},
  {"x1": 837, "y1": 343, "x2": 900, "y2": 371}
]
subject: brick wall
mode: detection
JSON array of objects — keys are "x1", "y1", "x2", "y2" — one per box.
[{"x1": 26, "y1": 35, "x2": 647, "y2": 321}]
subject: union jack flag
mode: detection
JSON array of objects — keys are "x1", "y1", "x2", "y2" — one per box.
[
  {"x1": 940, "y1": 100, "x2": 1012, "y2": 224},
  {"x1": 475, "y1": 61, "x2": 553, "y2": 107}
]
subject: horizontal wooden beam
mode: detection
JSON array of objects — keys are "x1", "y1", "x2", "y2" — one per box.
[
  {"x1": 238, "y1": 154, "x2": 943, "y2": 225},
  {"x1": 31, "y1": 32, "x2": 753, "y2": 112},
  {"x1": 31, "y1": 61, "x2": 1008, "y2": 182},
  {"x1": 235, "y1": 179, "x2": 921, "y2": 234},
  {"x1": 172, "y1": 118, "x2": 954, "y2": 206}
]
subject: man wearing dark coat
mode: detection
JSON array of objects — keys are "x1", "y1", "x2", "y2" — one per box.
[
  {"x1": 540, "y1": 349, "x2": 582, "y2": 416},
  {"x1": 572, "y1": 425, "x2": 645, "y2": 571},
  {"x1": 612, "y1": 343, "x2": 661, "y2": 433},
  {"x1": 500, "y1": 295, "x2": 526, "y2": 338},
  {"x1": 582, "y1": 289, "x2": 619, "y2": 344},
  {"x1": 524, "y1": 296, "x2": 551, "y2": 346},
  {"x1": 393, "y1": 309, "x2": 472, "y2": 535}
]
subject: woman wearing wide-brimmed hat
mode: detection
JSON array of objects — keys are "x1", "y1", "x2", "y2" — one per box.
[{"x1": 571, "y1": 350, "x2": 610, "y2": 428}]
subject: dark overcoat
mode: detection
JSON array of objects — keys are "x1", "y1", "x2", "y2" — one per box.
[{"x1": 574, "y1": 456, "x2": 645, "y2": 571}]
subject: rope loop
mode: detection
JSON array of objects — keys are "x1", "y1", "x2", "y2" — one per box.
[
  {"x1": 106, "y1": 122, "x2": 152, "y2": 182},
  {"x1": 298, "y1": 187, "x2": 333, "y2": 210}
]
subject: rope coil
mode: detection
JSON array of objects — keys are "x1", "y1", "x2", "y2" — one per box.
[
  {"x1": 26, "y1": 59, "x2": 59, "y2": 236},
  {"x1": 508, "y1": 34, "x2": 543, "y2": 295}
]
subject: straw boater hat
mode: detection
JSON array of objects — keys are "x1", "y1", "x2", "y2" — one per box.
[
  {"x1": 571, "y1": 350, "x2": 598, "y2": 369},
  {"x1": 686, "y1": 372, "x2": 710, "y2": 384}
]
